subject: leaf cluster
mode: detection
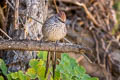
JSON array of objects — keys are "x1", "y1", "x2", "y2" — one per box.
[{"x1": 0, "y1": 52, "x2": 98, "y2": 80}]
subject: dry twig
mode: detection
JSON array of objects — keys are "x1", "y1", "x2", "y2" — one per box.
[
  {"x1": 74, "y1": 2, "x2": 100, "y2": 27},
  {"x1": 60, "y1": 0, "x2": 100, "y2": 27},
  {"x1": 53, "y1": 0, "x2": 59, "y2": 13},
  {"x1": 91, "y1": 31, "x2": 100, "y2": 64},
  {"x1": 14, "y1": 0, "x2": 19, "y2": 29},
  {"x1": 0, "y1": 28, "x2": 12, "y2": 39}
]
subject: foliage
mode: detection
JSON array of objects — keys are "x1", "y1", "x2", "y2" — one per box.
[
  {"x1": 56, "y1": 54, "x2": 98, "y2": 80},
  {"x1": 0, "y1": 52, "x2": 98, "y2": 80}
]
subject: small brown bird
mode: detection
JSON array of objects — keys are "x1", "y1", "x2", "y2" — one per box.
[{"x1": 42, "y1": 11, "x2": 67, "y2": 78}]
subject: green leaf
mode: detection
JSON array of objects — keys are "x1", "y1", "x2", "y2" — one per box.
[
  {"x1": 81, "y1": 74, "x2": 90, "y2": 80},
  {"x1": 54, "y1": 71, "x2": 60, "y2": 80},
  {"x1": 26, "y1": 68, "x2": 37, "y2": 79},
  {"x1": 6, "y1": 74, "x2": 12, "y2": 80},
  {"x1": 62, "y1": 73, "x2": 71, "y2": 80},
  {"x1": 0, "y1": 59, "x2": 7, "y2": 76},
  {"x1": 18, "y1": 71, "x2": 27, "y2": 80},
  {"x1": 38, "y1": 60, "x2": 44, "y2": 66},
  {"x1": 29, "y1": 59, "x2": 39, "y2": 71},
  {"x1": 70, "y1": 58, "x2": 77, "y2": 67},
  {"x1": 0, "y1": 76, "x2": 4, "y2": 80},
  {"x1": 11, "y1": 72, "x2": 18, "y2": 79},
  {"x1": 87, "y1": 77, "x2": 99, "y2": 80},
  {"x1": 37, "y1": 51, "x2": 48, "y2": 61},
  {"x1": 37, "y1": 66, "x2": 46, "y2": 80},
  {"x1": 74, "y1": 66, "x2": 86, "y2": 77}
]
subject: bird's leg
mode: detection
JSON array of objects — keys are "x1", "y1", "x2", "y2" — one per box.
[{"x1": 45, "y1": 51, "x2": 51, "y2": 78}]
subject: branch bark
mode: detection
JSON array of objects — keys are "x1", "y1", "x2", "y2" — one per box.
[{"x1": 0, "y1": 40, "x2": 90, "y2": 53}]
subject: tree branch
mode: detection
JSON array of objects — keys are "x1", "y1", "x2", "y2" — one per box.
[{"x1": 0, "y1": 40, "x2": 91, "y2": 53}]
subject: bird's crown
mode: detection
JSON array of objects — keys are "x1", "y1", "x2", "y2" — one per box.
[{"x1": 57, "y1": 11, "x2": 66, "y2": 23}]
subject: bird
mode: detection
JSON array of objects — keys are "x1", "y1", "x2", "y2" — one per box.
[{"x1": 42, "y1": 11, "x2": 67, "y2": 79}]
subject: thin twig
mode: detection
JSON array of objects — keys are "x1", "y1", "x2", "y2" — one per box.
[
  {"x1": 64, "y1": 38, "x2": 72, "y2": 44},
  {"x1": 74, "y1": 2, "x2": 100, "y2": 27},
  {"x1": 6, "y1": 0, "x2": 14, "y2": 10},
  {"x1": 91, "y1": 31, "x2": 100, "y2": 64},
  {"x1": 82, "y1": 54, "x2": 93, "y2": 63},
  {"x1": 53, "y1": 0, "x2": 59, "y2": 13},
  {"x1": 77, "y1": 55, "x2": 84, "y2": 63},
  {"x1": 101, "y1": 38, "x2": 106, "y2": 50},
  {"x1": 0, "y1": 28, "x2": 12, "y2": 39},
  {"x1": 105, "y1": 41, "x2": 112, "y2": 52},
  {"x1": 0, "y1": 28, "x2": 18, "y2": 55},
  {"x1": 60, "y1": 0, "x2": 100, "y2": 27},
  {"x1": 19, "y1": 14, "x2": 43, "y2": 25},
  {"x1": 14, "y1": 0, "x2": 19, "y2": 29}
]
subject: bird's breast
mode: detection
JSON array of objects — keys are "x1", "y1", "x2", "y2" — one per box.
[{"x1": 42, "y1": 23, "x2": 67, "y2": 41}]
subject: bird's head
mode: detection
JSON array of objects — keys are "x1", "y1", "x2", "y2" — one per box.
[{"x1": 57, "y1": 11, "x2": 66, "y2": 23}]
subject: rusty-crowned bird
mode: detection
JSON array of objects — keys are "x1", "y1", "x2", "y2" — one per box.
[{"x1": 42, "y1": 11, "x2": 67, "y2": 78}]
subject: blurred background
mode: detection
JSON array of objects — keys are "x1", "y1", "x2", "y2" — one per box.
[{"x1": 0, "y1": 0, "x2": 120, "y2": 80}]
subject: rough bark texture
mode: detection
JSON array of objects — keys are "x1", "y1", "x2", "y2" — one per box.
[
  {"x1": 0, "y1": 40, "x2": 90, "y2": 53},
  {"x1": 4, "y1": 0, "x2": 48, "y2": 71}
]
